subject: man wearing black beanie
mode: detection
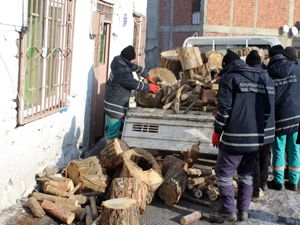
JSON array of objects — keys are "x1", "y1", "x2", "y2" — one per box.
[
  {"x1": 246, "y1": 50, "x2": 275, "y2": 201},
  {"x1": 211, "y1": 49, "x2": 272, "y2": 222},
  {"x1": 104, "y1": 45, "x2": 160, "y2": 143}
]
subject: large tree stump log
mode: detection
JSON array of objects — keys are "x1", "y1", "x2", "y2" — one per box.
[
  {"x1": 99, "y1": 139, "x2": 129, "y2": 171},
  {"x1": 99, "y1": 198, "x2": 139, "y2": 225},
  {"x1": 177, "y1": 47, "x2": 203, "y2": 71},
  {"x1": 110, "y1": 177, "x2": 149, "y2": 213},
  {"x1": 120, "y1": 148, "x2": 163, "y2": 192},
  {"x1": 160, "y1": 49, "x2": 182, "y2": 77},
  {"x1": 27, "y1": 197, "x2": 45, "y2": 218},
  {"x1": 66, "y1": 156, "x2": 107, "y2": 192},
  {"x1": 206, "y1": 51, "x2": 224, "y2": 70},
  {"x1": 158, "y1": 164, "x2": 187, "y2": 205},
  {"x1": 162, "y1": 155, "x2": 187, "y2": 176},
  {"x1": 41, "y1": 199, "x2": 75, "y2": 224}
]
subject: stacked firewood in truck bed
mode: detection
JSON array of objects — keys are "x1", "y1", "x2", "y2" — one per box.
[{"x1": 136, "y1": 46, "x2": 267, "y2": 114}]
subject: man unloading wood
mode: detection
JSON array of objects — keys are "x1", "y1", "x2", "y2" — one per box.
[
  {"x1": 211, "y1": 49, "x2": 271, "y2": 222},
  {"x1": 246, "y1": 50, "x2": 275, "y2": 201},
  {"x1": 104, "y1": 46, "x2": 160, "y2": 143},
  {"x1": 267, "y1": 46, "x2": 300, "y2": 191}
]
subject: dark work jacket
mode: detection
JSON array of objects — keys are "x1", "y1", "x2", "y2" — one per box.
[
  {"x1": 104, "y1": 56, "x2": 149, "y2": 119},
  {"x1": 252, "y1": 65, "x2": 275, "y2": 144},
  {"x1": 214, "y1": 59, "x2": 271, "y2": 153},
  {"x1": 268, "y1": 54, "x2": 300, "y2": 136}
]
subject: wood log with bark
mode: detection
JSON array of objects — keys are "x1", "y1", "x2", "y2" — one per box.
[
  {"x1": 110, "y1": 177, "x2": 149, "y2": 213},
  {"x1": 66, "y1": 156, "x2": 107, "y2": 192},
  {"x1": 160, "y1": 49, "x2": 182, "y2": 77},
  {"x1": 99, "y1": 198, "x2": 139, "y2": 225},
  {"x1": 27, "y1": 197, "x2": 46, "y2": 218},
  {"x1": 161, "y1": 155, "x2": 187, "y2": 176},
  {"x1": 180, "y1": 211, "x2": 202, "y2": 225},
  {"x1": 99, "y1": 139, "x2": 129, "y2": 170}
]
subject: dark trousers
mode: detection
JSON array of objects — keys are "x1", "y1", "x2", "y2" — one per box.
[
  {"x1": 215, "y1": 149, "x2": 257, "y2": 213},
  {"x1": 253, "y1": 144, "x2": 271, "y2": 197}
]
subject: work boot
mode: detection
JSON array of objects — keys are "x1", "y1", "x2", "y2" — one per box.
[
  {"x1": 267, "y1": 180, "x2": 284, "y2": 191},
  {"x1": 209, "y1": 210, "x2": 237, "y2": 223},
  {"x1": 251, "y1": 188, "x2": 264, "y2": 202},
  {"x1": 237, "y1": 211, "x2": 248, "y2": 221},
  {"x1": 285, "y1": 181, "x2": 298, "y2": 191}
]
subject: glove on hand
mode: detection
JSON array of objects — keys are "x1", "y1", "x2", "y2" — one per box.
[
  {"x1": 149, "y1": 84, "x2": 160, "y2": 94},
  {"x1": 147, "y1": 75, "x2": 155, "y2": 84},
  {"x1": 212, "y1": 131, "x2": 220, "y2": 148}
]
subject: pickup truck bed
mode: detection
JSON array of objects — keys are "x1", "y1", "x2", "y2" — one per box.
[{"x1": 122, "y1": 107, "x2": 217, "y2": 154}]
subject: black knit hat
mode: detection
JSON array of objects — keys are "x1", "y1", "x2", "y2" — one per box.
[
  {"x1": 284, "y1": 47, "x2": 298, "y2": 61},
  {"x1": 222, "y1": 49, "x2": 240, "y2": 68},
  {"x1": 121, "y1": 45, "x2": 136, "y2": 61},
  {"x1": 269, "y1": 45, "x2": 284, "y2": 57},
  {"x1": 246, "y1": 50, "x2": 261, "y2": 66}
]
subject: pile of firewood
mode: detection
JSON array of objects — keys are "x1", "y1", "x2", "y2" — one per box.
[{"x1": 26, "y1": 139, "x2": 164, "y2": 225}]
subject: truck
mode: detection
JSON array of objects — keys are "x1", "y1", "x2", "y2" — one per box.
[{"x1": 121, "y1": 36, "x2": 281, "y2": 155}]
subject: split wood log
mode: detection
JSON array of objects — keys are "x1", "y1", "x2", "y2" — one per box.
[
  {"x1": 206, "y1": 184, "x2": 219, "y2": 201},
  {"x1": 43, "y1": 184, "x2": 69, "y2": 197},
  {"x1": 90, "y1": 196, "x2": 98, "y2": 220},
  {"x1": 187, "y1": 168, "x2": 202, "y2": 177},
  {"x1": 27, "y1": 197, "x2": 46, "y2": 218},
  {"x1": 99, "y1": 198, "x2": 139, "y2": 225},
  {"x1": 177, "y1": 47, "x2": 203, "y2": 71},
  {"x1": 120, "y1": 148, "x2": 163, "y2": 192},
  {"x1": 43, "y1": 179, "x2": 74, "y2": 192},
  {"x1": 32, "y1": 192, "x2": 78, "y2": 206},
  {"x1": 160, "y1": 49, "x2": 182, "y2": 76},
  {"x1": 41, "y1": 199, "x2": 75, "y2": 224},
  {"x1": 182, "y1": 193, "x2": 213, "y2": 207},
  {"x1": 162, "y1": 155, "x2": 187, "y2": 176},
  {"x1": 85, "y1": 205, "x2": 93, "y2": 225},
  {"x1": 202, "y1": 96, "x2": 217, "y2": 106},
  {"x1": 99, "y1": 139, "x2": 129, "y2": 170},
  {"x1": 66, "y1": 156, "x2": 107, "y2": 192},
  {"x1": 180, "y1": 211, "x2": 202, "y2": 225},
  {"x1": 55, "y1": 198, "x2": 85, "y2": 221},
  {"x1": 163, "y1": 101, "x2": 173, "y2": 110},
  {"x1": 174, "y1": 85, "x2": 187, "y2": 114},
  {"x1": 69, "y1": 183, "x2": 81, "y2": 196},
  {"x1": 110, "y1": 177, "x2": 149, "y2": 213},
  {"x1": 158, "y1": 164, "x2": 187, "y2": 205},
  {"x1": 69, "y1": 194, "x2": 89, "y2": 205},
  {"x1": 202, "y1": 106, "x2": 215, "y2": 112}
]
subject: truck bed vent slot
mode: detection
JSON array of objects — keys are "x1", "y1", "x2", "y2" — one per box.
[{"x1": 132, "y1": 124, "x2": 159, "y2": 133}]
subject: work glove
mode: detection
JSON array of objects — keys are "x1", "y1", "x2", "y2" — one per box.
[
  {"x1": 149, "y1": 84, "x2": 160, "y2": 94},
  {"x1": 147, "y1": 75, "x2": 155, "y2": 84},
  {"x1": 212, "y1": 131, "x2": 220, "y2": 148}
]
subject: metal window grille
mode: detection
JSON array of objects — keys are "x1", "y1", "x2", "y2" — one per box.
[
  {"x1": 132, "y1": 124, "x2": 159, "y2": 133},
  {"x1": 17, "y1": 0, "x2": 76, "y2": 125}
]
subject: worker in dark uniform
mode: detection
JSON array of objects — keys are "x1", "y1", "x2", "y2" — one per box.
[
  {"x1": 104, "y1": 45, "x2": 160, "y2": 143},
  {"x1": 246, "y1": 50, "x2": 275, "y2": 200},
  {"x1": 268, "y1": 45, "x2": 300, "y2": 191},
  {"x1": 211, "y1": 49, "x2": 271, "y2": 222}
]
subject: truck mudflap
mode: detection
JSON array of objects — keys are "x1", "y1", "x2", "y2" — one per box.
[{"x1": 121, "y1": 107, "x2": 218, "y2": 155}]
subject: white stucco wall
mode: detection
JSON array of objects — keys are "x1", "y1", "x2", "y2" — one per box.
[{"x1": 0, "y1": 0, "x2": 93, "y2": 211}]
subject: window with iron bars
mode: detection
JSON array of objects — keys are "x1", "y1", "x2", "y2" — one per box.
[{"x1": 17, "y1": 0, "x2": 76, "y2": 125}]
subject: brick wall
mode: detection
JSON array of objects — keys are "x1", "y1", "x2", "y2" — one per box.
[
  {"x1": 256, "y1": 0, "x2": 289, "y2": 29},
  {"x1": 173, "y1": 0, "x2": 193, "y2": 25},
  {"x1": 233, "y1": 0, "x2": 255, "y2": 27},
  {"x1": 160, "y1": 0, "x2": 171, "y2": 26},
  {"x1": 206, "y1": 0, "x2": 231, "y2": 26},
  {"x1": 295, "y1": 0, "x2": 300, "y2": 27},
  {"x1": 172, "y1": 32, "x2": 195, "y2": 48}
]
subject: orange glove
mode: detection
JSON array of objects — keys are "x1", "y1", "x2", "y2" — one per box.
[
  {"x1": 149, "y1": 84, "x2": 160, "y2": 94},
  {"x1": 212, "y1": 131, "x2": 220, "y2": 147},
  {"x1": 147, "y1": 75, "x2": 155, "y2": 84}
]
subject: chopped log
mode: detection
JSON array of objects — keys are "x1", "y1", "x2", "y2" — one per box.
[
  {"x1": 211, "y1": 83, "x2": 219, "y2": 91},
  {"x1": 188, "y1": 177, "x2": 205, "y2": 186},
  {"x1": 43, "y1": 184, "x2": 69, "y2": 197},
  {"x1": 162, "y1": 155, "x2": 187, "y2": 176},
  {"x1": 180, "y1": 211, "x2": 202, "y2": 225},
  {"x1": 55, "y1": 198, "x2": 85, "y2": 221},
  {"x1": 197, "y1": 64, "x2": 211, "y2": 79},
  {"x1": 158, "y1": 164, "x2": 187, "y2": 205},
  {"x1": 66, "y1": 156, "x2": 107, "y2": 192},
  {"x1": 177, "y1": 47, "x2": 203, "y2": 71},
  {"x1": 187, "y1": 68, "x2": 195, "y2": 80},
  {"x1": 90, "y1": 196, "x2": 98, "y2": 220},
  {"x1": 41, "y1": 199, "x2": 75, "y2": 224},
  {"x1": 202, "y1": 96, "x2": 217, "y2": 106},
  {"x1": 99, "y1": 139, "x2": 129, "y2": 170},
  {"x1": 74, "y1": 207, "x2": 86, "y2": 221},
  {"x1": 163, "y1": 101, "x2": 173, "y2": 110},
  {"x1": 206, "y1": 184, "x2": 219, "y2": 201},
  {"x1": 99, "y1": 198, "x2": 139, "y2": 225},
  {"x1": 160, "y1": 49, "x2": 182, "y2": 76},
  {"x1": 32, "y1": 192, "x2": 78, "y2": 206},
  {"x1": 182, "y1": 193, "x2": 213, "y2": 207},
  {"x1": 202, "y1": 106, "x2": 215, "y2": 112},
  {"x1": 120, "y1": 148, "x2": 163, "y2": 192},
  {"x1": 110, "y1": 177, "x2": 149, "y2": 213},
  {"x1": 85, "y1": 205, "x2": 93, "y2": 225},
  {"x1": 174, "y1": 85, "x2": 187, "y2": 114},
  {"x1": 69, "y1": 194, "x2": 89, "y2": 205},
  {"x1": 44, "y1": 179, "x2": 74, "y2": 192},
  {"x1": 69, "y1": 183, "x2": 81, "y2": 196},
  {"x1": 27, "y1": 197, "x2": 46, "y2": 218},
  {"x1": 207, "y1": 51, "x2": 223, "y2": 70},
  {"x1": 191, "y1": 187, "x2": 203, "y2": 199},
  {"x1": 187, "y1": 168, "x2": 202, "y2": 177}
]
